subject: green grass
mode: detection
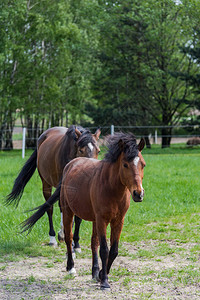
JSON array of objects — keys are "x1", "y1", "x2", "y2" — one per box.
[
  {"x1": 0, "y1": 146, "x2": 199, "y2": 298},
  {"x1": 142, "y1": 143, "x2": 200, "y2": 155},
  {"x1": 0, "y1": 148, "x2": 200, "y2": 255},
  {"x1": 0, "y1": 146, "x2": 199, "y2": 258}
]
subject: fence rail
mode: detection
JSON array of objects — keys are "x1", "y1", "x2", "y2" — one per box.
[{"x1": 0, "y1": 124, "x2": 199, "y2": 157}]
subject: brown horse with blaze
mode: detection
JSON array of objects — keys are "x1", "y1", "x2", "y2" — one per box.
[
  {"x1": 5, "y1": 125, "x2": 101, "y2": 247},
  {"x1": 22, "y1": 132, "x2": 146, "y2": 290}
]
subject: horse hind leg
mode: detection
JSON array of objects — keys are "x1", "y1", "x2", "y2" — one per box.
[
  {"x1": 73, "y1": 215, "x2": 82, "y2": 253},
  {"x1": 63, "y1": 205, "x2": 76, "y2": 275},
  {"x1": 57, "y1": 211, "x2": 82, "y2": 256},
  {"x1": 91, "y1": 222, "x2": 100, "y2": 282},
  {"x1": 42, "y1": 180, "x2": 57, "y2": 246},
  {"x1": 58, "y1": 202, "x2": 65, "y2": 243}
]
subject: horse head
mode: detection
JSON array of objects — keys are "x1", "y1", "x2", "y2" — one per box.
[
  {"x1": 118, "y1": 137, "x2": 146, "y2": 202},
  {"x1": 75, "y1": 127, "x2": 101, "y2": 159}
]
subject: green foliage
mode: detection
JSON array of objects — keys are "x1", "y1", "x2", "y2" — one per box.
[
  {"x1": 1, "y1": 0, "x2": 200, "y2": 148},
  {"x1": 88, "y1": 0, "x2": 200, "y2": 147},
  {"x1": 0, "y1": 0, "x2": 100, "y2": 147}
]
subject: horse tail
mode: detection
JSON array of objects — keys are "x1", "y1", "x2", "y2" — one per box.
[
  {"x1": 5, "y1": 149, "x2": 37, "y2": 208},
  {"x1": 21, "y1": 181, "x2": 61, "y2": 233}
]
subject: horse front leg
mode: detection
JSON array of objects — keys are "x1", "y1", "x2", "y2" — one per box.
[
  {"x1": 73, "y1": 215, "x2": 82, "y2": 253},
  {"x1": 107, "y1": 218, "x2": 124, "y2": 275},
  {"x1": 96, "y1": 218, "x2": 110, "y2": 290},
  {"x1": 42, "y1": 180, "x2": 57, "y2": 246},
  {"x1": 91, "y1": 222, "x2": 100, "y2": 281}
]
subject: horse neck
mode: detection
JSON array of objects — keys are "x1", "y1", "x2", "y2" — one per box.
[
  {"x1": 59, "y1": 135, "x2": 77, "y2": 170},
  {"x1": 102, "y1": 160, "x2": 127, "y2": 195}
]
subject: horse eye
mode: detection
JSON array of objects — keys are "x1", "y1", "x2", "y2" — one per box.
[
  {"x1": 123, "y1": 163, "x2": 128, "y2": 168},
  {"x1": 79, "y1": 149, "x2": 83, "y2": 154}
]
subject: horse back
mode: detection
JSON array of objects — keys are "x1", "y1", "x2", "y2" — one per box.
[{"x1": 37, "y1": 127, "x2": 68, "y2": 147}]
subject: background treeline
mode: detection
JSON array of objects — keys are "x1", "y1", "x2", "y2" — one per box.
[{"x1": 1, "y1": 0, "x2": 200, "y2": 149}]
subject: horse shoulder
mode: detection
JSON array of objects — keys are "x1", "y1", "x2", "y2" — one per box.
[{"x1": 121, "y1": 191, "x2": 131, "y2": 213}]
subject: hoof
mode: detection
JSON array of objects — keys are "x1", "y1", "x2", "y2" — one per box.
[
  {"x1": 100, "y1": 283, "x2": 111, "y2": 291},
  {"x1": 68, "y1": 267, "x2": 76, "y2": 275},
  {"x1": 99, "y1": 272, "x2": 110, "y2": 290},
  {"x1": 49, "y1": 236, "x2": 57, "y2": 246},
  {"x1": 49, "y1": 243, "x2": 57, "y2": 247},
  {"x1": 74, "y1": 247, "x2": 81, "y2": 253}
]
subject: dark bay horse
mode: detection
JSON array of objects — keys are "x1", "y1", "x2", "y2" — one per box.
[
  {"x1": 22, "y1": 132, "x2": 145, "y2": 290},
  {"x1": 6, "y1": 125, "x2": 101, "y2": 247}
]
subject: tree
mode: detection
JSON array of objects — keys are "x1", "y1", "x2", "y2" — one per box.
[
  {"x1": 0, "y1": 1, "x2": 25, "y2": 149},
  {"x1": 91, "y1": 0, "x2": 197, "y2": 147},
  {"x1": 0, "y1": 0, "x2": 100, "y2": 148},
  {"x1": 176, "y1": 0, "x2": 200, "y2": 135},
  {"x1": 137, "y1": 0, "x2": 198, "y2": 147}
]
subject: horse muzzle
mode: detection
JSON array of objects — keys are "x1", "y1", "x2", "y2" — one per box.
[{"x1": 132, "y1": 189, "x2": 144, "y2": 202}]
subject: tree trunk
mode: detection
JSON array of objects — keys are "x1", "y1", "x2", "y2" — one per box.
[
  {"x1": 0, "y1": 127, "x2": 4, "y2": 150},
  {"x1": 4, "y1": 122, "x2": 14, "y2": 150},
  {"x1": 161, "y1": 110, "x2": 172, "y2": 148},
  {"x1": 26, "y1": 116, "x2": 36, "y2": 148},
  {"x1": 161, "y1": 127, "x2": 172, "y2": 148}
]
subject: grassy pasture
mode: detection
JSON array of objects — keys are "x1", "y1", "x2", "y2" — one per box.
[
  {"x1": 0, "y1": 145, "x2": 199, "y2": 298},
  {"x1": 0, "y1": 146, "x2": 199, "y2": 255}
]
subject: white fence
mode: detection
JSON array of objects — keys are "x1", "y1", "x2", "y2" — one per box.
[{"x1": 0, "y1": 124, "x2": 199, "y2": 158}]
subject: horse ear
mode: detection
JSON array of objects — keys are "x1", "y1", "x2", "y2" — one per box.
[
  {"x1": 93, "y1": 128, "x2": 101, "y2": 140},
  {"x1": 138, "y1": 138, "x2": 145, "y2": 152},
  {"x1": 75, "y1": 128, "x2": 82, "y2": 140}
]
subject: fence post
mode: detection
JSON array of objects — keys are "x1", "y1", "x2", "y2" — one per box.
[
  {"x1": 111, "y1": 124, "x2": 114, "y2": 135},
  {"x1": 155, "y1": 129, "x2": 158, "y2": 144},
  {"x1": 22, "y1": 127, "x2": 26, "y2": 159}
]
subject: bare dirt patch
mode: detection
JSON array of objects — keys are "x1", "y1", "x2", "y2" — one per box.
[{"x1": 0, "y1": 241, "x2": 199, "y2": 300}]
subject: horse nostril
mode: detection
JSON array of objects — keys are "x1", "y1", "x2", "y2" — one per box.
[
  {"x1": 133, "y1": 190, "x2": 143, "y2": 202},
  {"x1": 133, "y1": 190, "x2": 139, "y2": 198}
]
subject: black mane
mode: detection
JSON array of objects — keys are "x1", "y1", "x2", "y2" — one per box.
[
  {"x1": 59, "y1": 125, "x2": 94, "y2": 169},
  {"x1": 104, "y1": 132, "x2": 138, "y2": 163},
  {"x1": 66, "y1": 125, "x2": 94, "y2": 148},
  {"x1": 77, "y1": 130, "x2": 95, "y2": 148}
]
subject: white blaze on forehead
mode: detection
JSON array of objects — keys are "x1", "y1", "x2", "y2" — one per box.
[
  {"x1": 133, "y1": 156, "x2": 140, "y2": 167},
  {"x1": 88, "y1": 142, "x2": 94, "y2": 151}
]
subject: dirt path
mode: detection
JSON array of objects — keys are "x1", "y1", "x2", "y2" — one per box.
[{"x1": 0, "y1": 241, "x2": 200, "y2": 299}]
